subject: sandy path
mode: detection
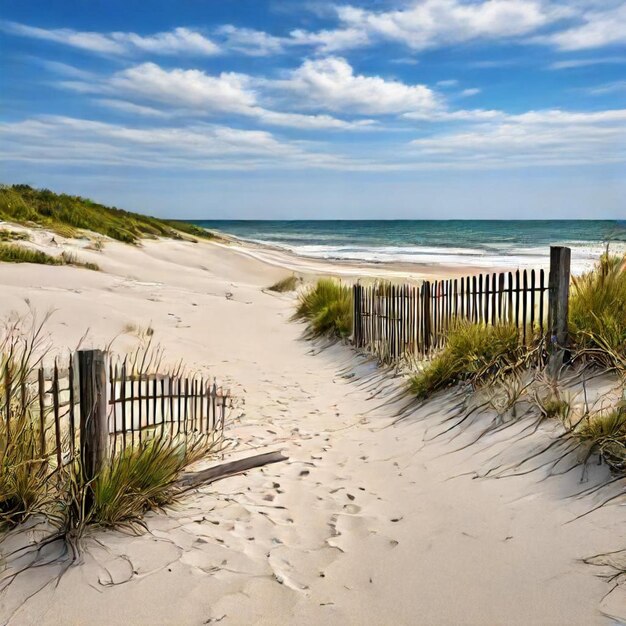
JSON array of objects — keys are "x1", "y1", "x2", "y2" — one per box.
[{"x1": 0, "y1": 232, "x2": 624, "y2": 625}]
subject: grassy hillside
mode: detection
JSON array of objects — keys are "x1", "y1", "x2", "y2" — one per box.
[{"x1": 0, "y1": 184, "x2": 216, "y2": 244}]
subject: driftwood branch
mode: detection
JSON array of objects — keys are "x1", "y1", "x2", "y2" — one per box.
[{"x1": 176, "y1": 451, "x2": 288, "y2": 492}]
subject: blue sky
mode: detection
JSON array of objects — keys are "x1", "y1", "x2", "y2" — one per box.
[{"x1": 1, "y1": 0, "x2": 625, "y2": 219}]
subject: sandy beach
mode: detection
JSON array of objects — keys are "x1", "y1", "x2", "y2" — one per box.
[{"x1": 0, "y1": 226, "x2": 625, "y2": 625}]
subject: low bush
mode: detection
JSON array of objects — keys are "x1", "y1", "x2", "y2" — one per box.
[{"x1": 293, "y1": 278, "x2": 352, "y2": 338}]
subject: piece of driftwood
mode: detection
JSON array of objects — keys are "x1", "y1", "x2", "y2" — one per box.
[{"x1": 176, "y1": 450, "x2": 288, "y2": 492}]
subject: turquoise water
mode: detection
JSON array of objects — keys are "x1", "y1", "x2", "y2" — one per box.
[{"x1": 191, "y1": 220, "x2": 626, "y2": 272}]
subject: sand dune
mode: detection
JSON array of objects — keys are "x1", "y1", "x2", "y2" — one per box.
[{"x1": 0, "y1": 228, "x2": 624, "y2": 625}]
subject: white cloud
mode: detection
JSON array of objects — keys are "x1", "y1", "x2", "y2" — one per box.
[
  {"x1": 61, "y1": 62, "x2": 375, "y2": 130},
  {"x1": 215, "y1": 25, "x2": 285, "y2": 56},
  {"x1": 437, "y1": 79, "x2": 460, "y2": 88},
  {"x1": 288, "y1": 26, "x2": 370, "y2": 53},
  {"x1": 94, "y1": 99, "x2": 171, "y2": 118},
  {"x1": 107, "y1": 63, "x2": 256, "y2": 114},
  {"x1": 540, "y1": 4, "x2": 626, "y2": 50},
  {"x1": 586, "y1": 81, "x2": 626, "y2": 96},
  {"x1": 0, "y1": 116, "x2": 345, "y2": 170},
  {"x1": 278, "y1": 57, "x2": 439, "y2": 115},
  {"x1": 1, "y1": 21, "x2": 219, "y2": 56},
  {"x1": 547, "y1": 55, "x2": 626, "y2": 70},
  {"x1": 290, "y1": 0, "x2": 567, "y2": 53},
  {"x1": 408, "y1": 107, "x2": 626, "y2": 167},
  {"x1": 460, "y1": 88, "x2": 481, "y2": 97}
]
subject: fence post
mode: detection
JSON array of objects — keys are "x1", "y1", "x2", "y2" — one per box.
[
  {"x1": 78, "y1": 349, "x2": 109, "y2": 498},
  {"x1": 548, "y1": 246, "x2": 571, "y2": 371}
]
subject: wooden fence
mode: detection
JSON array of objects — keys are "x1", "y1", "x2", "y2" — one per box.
[
  {"x1": 1, "y1": 350, "x2": 231, "y2": 482},
  {"x1": 352, "y1": 246, "x2": 571, "y2": 364}
]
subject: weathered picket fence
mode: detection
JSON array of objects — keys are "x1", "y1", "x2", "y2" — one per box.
[
  {"x1": 1, "y1": 349, "x2": 231, "y2": 484},
  {"x1": 352, "y1": 246, "x2": 571, "y2": 363}
]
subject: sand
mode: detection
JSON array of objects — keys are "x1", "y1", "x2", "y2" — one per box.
[{"x1": 0, "y1": 225, "x2": 624, "y2": 625}]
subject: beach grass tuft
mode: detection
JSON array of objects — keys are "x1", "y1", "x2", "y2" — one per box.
[
  {"x1": 0, "y1": 243, "x2": 100, "y2": 270},
  {"x1": 268, "y1": 275, "x2": 299, "y2": 293},
  {"x1": 409, "y1": 321, "x2": 524, "y2": 399},
  {"x1": 576, "y1": 404, "x2": 626, "y2": 472},
  {"x1": 570, "y1": 252, "x2": 626, "y2": 367},
  {"x1": 0, "y1": 184, "x2": 219, "y2": 245},
  {"x1": 90, "y1": 437, "x2": 188, "y2": 528},
  {"x1": 293, "y1": 278, "x2": 352, "y2": 338},
  {"x1": 0, "y1": 229, "x2": 29, "y2": 242},
  {"x1": 0, "y1": 414, "x2": 49, "y2": 530}
]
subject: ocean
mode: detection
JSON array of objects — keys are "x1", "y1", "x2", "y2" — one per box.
[{"x1": 191, "y1": 220, "x2": 626, "y2": 273}]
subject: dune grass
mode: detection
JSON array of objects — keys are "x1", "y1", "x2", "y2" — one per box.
[
  {"x1": 0, "y1": 414, "x2": 49, "y2": 530},
  {"x1": 409, "y1": 321, "x2": 525, "y2": 399},
  {"x1": 570, "y1": 252, "x2": 626, "y2": 368},
  {"x1": 268, "y1": 275, "x2": 299, "y2": 293},
  {"x1": 89, "y1": 437, "x2": 197, "y2": 528},
  {"x1": 0, "y1": 243, "x2": 99, "y2": 270},
  {"x1": 0, "y1": 184, "x2": 217, "y2": 245},
  {"x1": 0, "y1": 229, "x2": 29, "y2": 242},
  {"x1": 293, "y1": 278, "x2": 352, "y2": 338},
  {"x1": 576, "y1": 404, "x2": 626, "y2": 472}
]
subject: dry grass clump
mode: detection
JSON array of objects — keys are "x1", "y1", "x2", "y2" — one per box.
[
  {"x1": 575, "y1": 403, "x2": 626, "y2": 473},
  {"x1": 268, "y1": 275, "x2": 299, "y2": 293},
  {"x1": 409, "y1": 321, "x2": 526, "y2": 399},
  {"x1": 570, "y1": 252, "x2": 626, "y2": 368},
  {"x1": 293, "y1": 278, "x2": 352, "y2": 338}
]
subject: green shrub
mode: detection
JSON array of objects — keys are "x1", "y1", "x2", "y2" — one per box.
[
  {"x1": 570, "y1": 253, "x2": 626, "y2": 365},
  {"x1": 0, "y1": 184, "x2": 218, "y2": 244},
  {"x1": 268, "y1": 275, "x2": 299, "y2": 293},
  {"x1": 409, "y1": 321, "x2": 524, "y2": 399},
  {"x1": 293, "y1": 278, "x2": 352, "y2": 338}
]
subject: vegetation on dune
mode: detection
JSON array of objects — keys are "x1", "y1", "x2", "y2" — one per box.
[
  {"x1": 86, "y1": 435, "x2": 213, "y2": 529},
  {"x1": 293, "y1": 278, "x2": 352, "y2": 338},
  {"x1": 570, "y1": 252, "x2": 626, "y2": 368},
  {"x1": 409, "y1": 321, "x2": 526, "y2": 399},
  {"x1": 0, "y1": 184, "x2": 217, "y2": 245},
  {"x1": 0, "y1": 242, "x2": 99, "y2": 270},
  {"x1": 268, "y1": 275, "x2": 299, "y2": 293},
  {"x1": 0, "y1": 229, "x2": 29, "y2": 242},
  {"x1": 575, "y1": 403, "x2": 626, "y2": 473},
  {"x1": 0, "y1": 414, "x2": 49, "y2": 530}
]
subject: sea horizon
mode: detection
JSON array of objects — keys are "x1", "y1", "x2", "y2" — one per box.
[{"x1": 190, "y1": 219, "x2": 626, "y2": 273}]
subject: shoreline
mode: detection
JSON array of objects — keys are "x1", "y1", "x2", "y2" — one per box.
[
  {"x1": 207, "y1": 228, "x2": 624, "y2": 279},
  {"x1": 211, "y1": 232, "x2": 505, "y2": 281}
]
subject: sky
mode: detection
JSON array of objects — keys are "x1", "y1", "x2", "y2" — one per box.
[{"x1": 1, "y1": 0, "x2": 625, "y2": 219}]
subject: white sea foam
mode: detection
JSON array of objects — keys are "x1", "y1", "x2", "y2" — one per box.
[{"x1": 244, "y1": 238, "x2": 625, "y2": 275}]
